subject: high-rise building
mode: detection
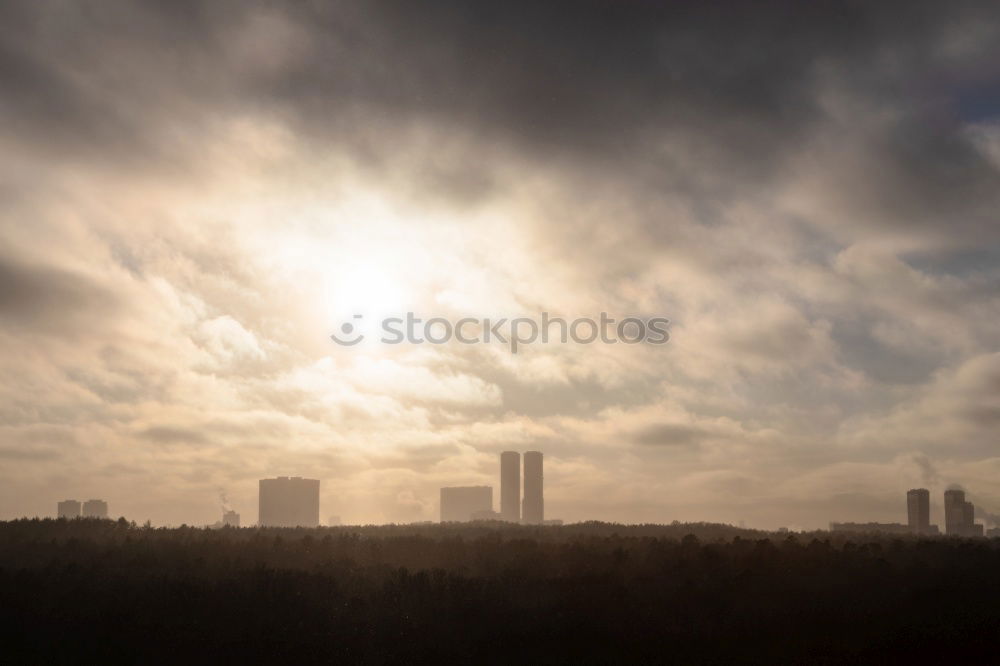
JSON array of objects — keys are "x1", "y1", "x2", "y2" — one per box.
[
  {"x1": 500, "y1": 451, "x2": 520, "y2": 522},
  {"x1": 522, "y1": 451, "x2": 544, "y2": 525},
  {"x1": 222, "y1": 510, "x2": 240, "y2": 527},
  {"x1": 82, "y1": 499, "x2": 108, "y2": 519},
  {"x1": 57, "y1": 500, "x2": 81, "y2": 519},
  {"x1": 944, "y1": 489, "x2": 965, "y2": 535},
  {"x1": 439, "y1": 486, "x2": 493, "y2": 522},
  {"x1": 944, "y1": 489, "x2": 981, "y2": 536},
  {"x1": 906, "y1": 488, "x2": 930, "y2": 534},
  {"x1": 258, "y1": 477, "x2": 320, "y2": 527},
  {"x1": 963, "y1": 501, "x2": 975, "y2": 533}
]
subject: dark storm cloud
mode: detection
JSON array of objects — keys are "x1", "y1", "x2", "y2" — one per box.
[
  {"x1": 293, "y1": 0, "x2": 999, "y2": 239},
  {"x1": 5, "y1": 0, "x2": 999, "y2": 219},
  {"x1": 266, "y1": 1, "x2": 986, "y2": 164}
]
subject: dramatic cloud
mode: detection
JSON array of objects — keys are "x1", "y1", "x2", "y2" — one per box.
[{"x1": 2, "y1": 0, "x2": 999, "y2": 528}]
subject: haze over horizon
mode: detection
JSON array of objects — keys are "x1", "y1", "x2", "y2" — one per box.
[{"x1": 3, "y1": 1, "x2": 1000, "y2": 529}]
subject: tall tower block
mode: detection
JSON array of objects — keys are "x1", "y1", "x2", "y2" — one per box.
[
  {"x1": 906, "y1": 488, "x2": 930, "y2": 534},
  {"x1": 944, "y1": 489, "x2": 966, "y2": 535},
  {"x1": 522, "y1": 451, "x2": 544, "y2": 525},
  {"x1": 57, "y1": 500, "x2": 81, "y2": 519},
  {"x1": 259, "y1": 476, "x2": 320, "y2": 527},
  {"x1": 500, "y1": 451, "x2": 521, "y2": 522}
]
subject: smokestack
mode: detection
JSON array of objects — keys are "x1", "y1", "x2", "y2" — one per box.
[{"x1": 500, "y1": 451, "x2": 520, "y2": 522}]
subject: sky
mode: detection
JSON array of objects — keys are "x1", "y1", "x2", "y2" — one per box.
[{"x1": 2, "y1": 1, "x2": 1000, "y2": 529}]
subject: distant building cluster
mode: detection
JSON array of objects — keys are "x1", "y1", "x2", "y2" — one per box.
[
  {"x1": 831, "y1": 488, "x2": 986, "y2": 536},
  {"x1": 52, "y1": 467, "x2": 994, "y2": 534},
  {"x1": 56, "y1": 499, "x2": 108, "y2": 520},
  {"x1": 440, "y1": 450, "x2": 547, "y2": 524}
]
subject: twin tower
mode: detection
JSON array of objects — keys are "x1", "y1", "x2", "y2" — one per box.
[{"x1": 501, "y1": 451, "x2": 544, "y2": 524}]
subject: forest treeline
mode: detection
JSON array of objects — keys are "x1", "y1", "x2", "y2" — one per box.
[{"x1": 2, "y1": 518, "x2": 999, "y2": 664}]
